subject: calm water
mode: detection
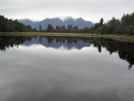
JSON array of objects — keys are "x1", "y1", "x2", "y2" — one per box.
[{"x1": 0, "y1": 36, "x2": 134, "y2": 101}]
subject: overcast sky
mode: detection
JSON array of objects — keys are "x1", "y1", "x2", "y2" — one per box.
[{"x1": 0, "y1": 0, "x2": 134, "y2": 22}]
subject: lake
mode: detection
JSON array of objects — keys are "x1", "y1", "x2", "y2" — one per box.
[{"x1": 0, "y1": 36, "x2": 134, "y2": 101}]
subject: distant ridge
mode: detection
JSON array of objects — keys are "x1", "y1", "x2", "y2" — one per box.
[{"x1": 19, "y1": 17, "x2": 94, "y2": 30}]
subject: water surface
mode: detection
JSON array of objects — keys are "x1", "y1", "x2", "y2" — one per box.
[{"x1": 0, "y1": 36, "x2": 134, "y2": 101}]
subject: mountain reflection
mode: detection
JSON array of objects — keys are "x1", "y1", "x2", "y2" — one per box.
[
  {"x1": 0, "y1": 36, "x2": 134, "y2": 69},
  {"x1": 23, "y1": 37, "x2": 90, "y2": 49}
]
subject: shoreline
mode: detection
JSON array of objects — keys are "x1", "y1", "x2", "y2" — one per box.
[{"x1": 0, "y1": 32, "x2": 134, "y2": 43}]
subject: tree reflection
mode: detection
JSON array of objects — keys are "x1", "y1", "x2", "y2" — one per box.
[
  {"x1": 0, "y1": 36, "x2": 134, "y2": 69},
  {"x1": 88, "y1": 38, "x2": 134, "y2": 70},
  {"x1": 0, "y1": 36, "x2": 26, "y2": 50}
]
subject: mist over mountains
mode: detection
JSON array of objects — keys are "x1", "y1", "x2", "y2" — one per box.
[{"x1": 19, "y1": 17, "x2": 94, "y2": 30}]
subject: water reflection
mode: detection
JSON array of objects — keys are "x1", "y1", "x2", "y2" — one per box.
[
  {"x1": 0, "y1": 36, "x2": 134, "y2": 69},
  {"x1": 1, "y1": 36, "x2": 134, "y2": 101}
]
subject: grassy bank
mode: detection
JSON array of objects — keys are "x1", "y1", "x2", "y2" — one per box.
[{"x1": 0, "y1": 32, "x2": 134, "y2": 43}]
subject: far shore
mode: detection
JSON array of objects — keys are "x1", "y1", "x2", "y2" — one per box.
[{"x1": 0, "y1": 32, "x2": 134, "y2": 43}]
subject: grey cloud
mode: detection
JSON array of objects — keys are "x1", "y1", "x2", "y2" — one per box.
[{"x1": 0, "y1": 0, "x2": 134, "y2": 22}]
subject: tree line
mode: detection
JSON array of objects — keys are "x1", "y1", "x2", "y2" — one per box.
[
  {"x1": 0, "y1": 12, "x2": 134, "y2": 35},
  {"x1": 39, "y1": 24, "x2": 86, "y2": 33},
  {"x1": 89, "y1": 12, "x2": 134, "y2": 35},
  {"x1": 0, "y1": 15, "x2": 34, "y2": 32}
]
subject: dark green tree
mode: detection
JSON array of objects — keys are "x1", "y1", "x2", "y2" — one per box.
[
  {"x1": 47, "y1": 24, "x2": 54, "y2": 32},
  {"x1": 0, "y1": 15, "x2": 34, "y2": 32}
]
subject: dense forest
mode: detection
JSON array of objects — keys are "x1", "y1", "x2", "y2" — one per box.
[
  {"x1": 0, "y1": 12, "x2": 134, "y2": 35},
  {"x1": 90, "y1": 12, "x2": 134, "y2": 35},
  {"x1": 0, "y1": 15, "x2": 34, "y2": 32}
]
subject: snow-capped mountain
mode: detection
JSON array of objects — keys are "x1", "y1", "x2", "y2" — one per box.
[{"x1": 19, "y1": 17, "x2": 94, "y2": 30}]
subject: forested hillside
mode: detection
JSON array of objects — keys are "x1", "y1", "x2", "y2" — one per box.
[
  {"x1": 90, "y1": 12, "x2": 134, "y2": 35},
  {"x1": 0, "y1": 15, "x2": 34, "y2": 32}
]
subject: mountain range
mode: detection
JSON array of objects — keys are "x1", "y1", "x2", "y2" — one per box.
[{"x1": 19, "y1": 17, "x2": 94, "y2": 30}]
